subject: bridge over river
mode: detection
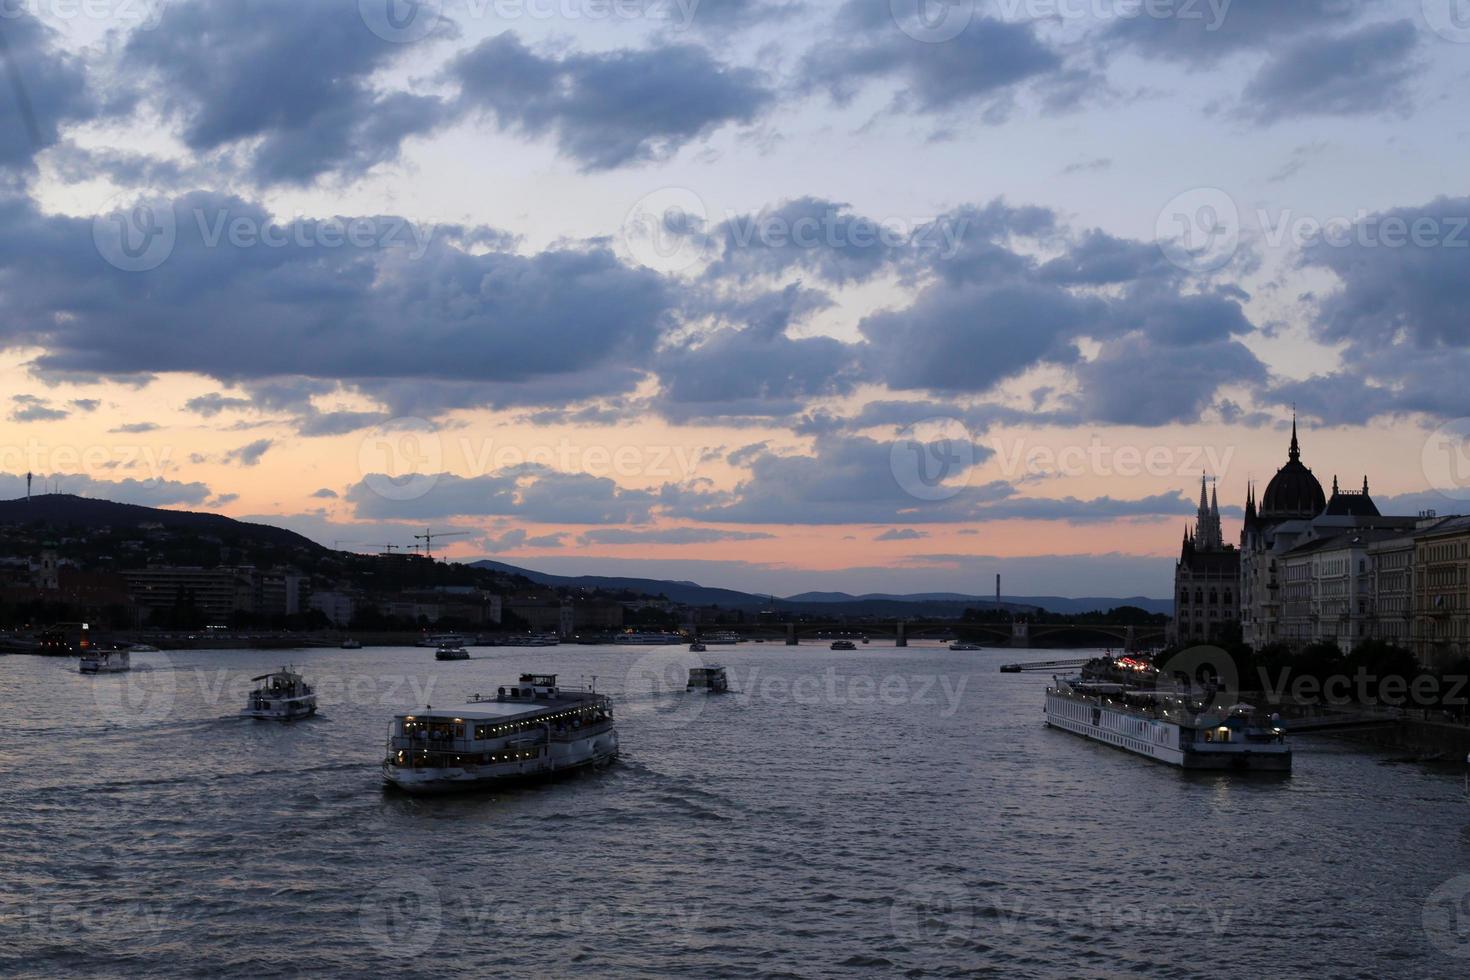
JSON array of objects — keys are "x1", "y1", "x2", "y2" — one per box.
[{"x1": 694, "y1": 621, "x2": 1166, "y2": 650}]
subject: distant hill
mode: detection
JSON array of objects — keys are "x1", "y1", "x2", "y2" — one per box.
[
  {"x1": 0, "y1": 495, "x2": 323, "y2": 552},
  {"x1": 472, "y1": 559, "x2": 1171, "y2": 617},
  {"x1": 784, "y1": 591, "x2": 1172, "y2": 616},
  {"x1": 468, "y1": 560, "x2": 772, "y2": 608}
]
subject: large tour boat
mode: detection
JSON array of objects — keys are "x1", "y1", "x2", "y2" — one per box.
[
  {"x1": 382, "y1": 673, "x2": 619, "y2": 794},
  {"x1": 241, "y1": 667, "x2": 318, "y2": 721},
  {"x1": 613, "y1": 631, "x2": 685, "y2": 646},
  {"x1": 1044, "y1": 675, "x2": 1291, "y2": 771}
]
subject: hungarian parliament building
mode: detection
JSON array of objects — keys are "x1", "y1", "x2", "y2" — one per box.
[{"x1": 1173, "y1": 420, "x2": 1470, "y2": 667}]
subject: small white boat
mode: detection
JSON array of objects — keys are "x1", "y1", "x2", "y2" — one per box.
[
  {"x1": 340, "y1": 638, "x2": 362, "y2": 650},
  {"x1": 949, "y1": 641, "x2": 982, "y2": 651},
  {"x1": 80, "y1": 649, "x2": 131, "y2": 674},
  {"x1": 687, "y1": 666, "x2": 729, "y2": 693},
  {"x1": 435, "y1": 645, "x2": 470, "y2": 661},
  {"x1": 241, "y1": 667, "x2": 317, "y2": 721}
]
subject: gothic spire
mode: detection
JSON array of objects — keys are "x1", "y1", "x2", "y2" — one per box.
[{"x1": 1289, "y1": 412, "x2": 1301, "y2": 462}]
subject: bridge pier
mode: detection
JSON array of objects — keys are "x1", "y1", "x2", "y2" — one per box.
[
  {"x1": 896, "y1": 620, "x2": 907, "y2": 647},
  {"x1": 786, "y1": 623, "x2": 797, "y2": 646},
  {"x1": 1011, "y1": 622, "x2": 1029, "y2": 648},
  {"x1": 1124, "y1": 625, "x2": 1137, "y2": 653}
]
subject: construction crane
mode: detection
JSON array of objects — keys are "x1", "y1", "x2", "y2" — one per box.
[
  {"x1": 364, "y1": 543, "x2": 417, "y2": 556},
  {"x1": 414, "y1": 528, "x2": 469, "y2": 559}
]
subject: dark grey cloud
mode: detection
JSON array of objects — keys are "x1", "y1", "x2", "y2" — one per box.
[
  {"x1": 0, "y1": 11, "x2": 95, "y2": 170},
  {"x1": 1239, "y1": 20, "x2": 1420, "y2": 124},
  {"x1": 9, "y1": 393, "x2": 67, "y2": 422},
  {"x1": 224, "y1": 438, "x2": 274, "y2": 466},
  {"x1": 1071, "y1": 334, "x2": 1266, "y2": 426},
  {"x1": 124, "y1": 0, "x2": 448, "y2": 185},
  {"x1": 1103, "y1": 0, "x2": 1369, "y2": 65},
  {"x1": 69, "y1": 398, "x2": 100, "y2": 413},
  {"x1": 185, "y1": 393, "x2": 253, "y2": 417},
  {"x1": 2, "y1": 192, "x2": 671, "y2": 409},
  {"x1": 579, "y1": 527, "x2": 776, "y2": 545},
  {"x1": 109, "y1": 422, "x2": 161, "y2": 434},
  {"x1": 1304, "y1": 195, "x2": 1470, "y2": 350},
  {"x1": 672, "y1": 0, "x2": 802, "y2": 33},
  {"x1": 311, "y1": 487, "x2": 339, "y2": 499},
  {"x1": 876, "y1": 528, "x2": 926, "y2": 541},
  {"x1": 347, "y1": 466, "x2": 657, "y2": 525},
  {"x1": 450, "y1": 32, "x2": 772, "y2": 170},
  {"x1": 804, "y1": 6, "x2": 1061, "y2": 116}
]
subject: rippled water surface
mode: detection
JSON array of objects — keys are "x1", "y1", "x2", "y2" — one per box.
[{"x1": 3, "y1": 643, "x2": 1469, "y2": 978}]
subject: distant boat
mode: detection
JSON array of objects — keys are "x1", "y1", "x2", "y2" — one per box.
[
  {"x1": 687, "y1": 665, "x2": 729, "y2": 694},
  {"x1": 241, "y1": 667, "x2": 317, "y2": 721},
  {"x1": 830, "y1": 640, "x2": 857, "y2": 651},
  {"x1": 127, "y1": 643, "x2": 160, "y2": 653},
  {"x1": 340, "y1": 638, "x2": 362, "y2": 650},
  {"x1": 80, "y1": 649, "x2": 130, "y2": 674},
  {"x1": 613, "y1": 632, "x2": 684, "y2": 646},
  {"x1": 689, "y1": 641, "x2": 707, "y2": 653},
  {"x1": 435, "y1": 644, "x2": 470, "y2": 661},
  {"x1": 418, "y1": 633, "x2": 470, "y2": 648},
  {"x1": 949, "y1": 641, "x2": 982, "y2": 651}
]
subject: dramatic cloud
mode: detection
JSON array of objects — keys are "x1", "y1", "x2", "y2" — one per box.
[
  {"x1": 9, "y1": 394, "x2": 67, "y2": 422},
  {"x1": 0, "y1": 11, "x2": 95, "y2": 170},
  {"x1": 1102, "y1": 0, "x2": 1368, "y2": 64},
  {"x1": 1239, "y1": 20, "x2": 1420, "y2": 124},
  {"x1": 124, "y1": 0, "x2": 447, "y2": 184},
  {"x1": 347, "y1": 466, "x2": 657, "y2": 524},
  {"x1": 450, "y1": 33, "x2": 772, "y2": 170},
  {"x1": 224, "y1": 439, "x2": 274, "y2": 466},
  {"x1": 805, "y1": 6, "x2": 1061, "y2": 116},
  {"x1": 579, "y1": 527, "x2": 776, "y2": 545},
  {"x1": 2, "y1": 192, "x2": 670, "y2": 408}
]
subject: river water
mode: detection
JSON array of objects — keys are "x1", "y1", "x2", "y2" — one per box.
[{"x1": 2, "y1": 642, "x2": 1468, "y2": 978}]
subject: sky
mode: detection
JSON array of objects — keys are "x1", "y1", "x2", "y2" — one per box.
[{"x1": 1, "y1": 0, "x2": 1468, "y2": 597}]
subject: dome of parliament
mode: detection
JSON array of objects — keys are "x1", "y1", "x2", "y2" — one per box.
[{"x1": 1259, "y1": 420, "x2": 1326, "y2": 521}]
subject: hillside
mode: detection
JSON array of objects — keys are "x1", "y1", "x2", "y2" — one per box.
[{"x1": 0, "y1": 495, "x2": 323, "y2": 552}]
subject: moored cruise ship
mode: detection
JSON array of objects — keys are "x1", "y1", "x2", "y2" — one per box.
[
  {"x1": 382, "y1": 674, "x2": 618, "y2": 794},
  {"x1": 1044, "y1": 675, "x2": 1291, "y2": 771}
]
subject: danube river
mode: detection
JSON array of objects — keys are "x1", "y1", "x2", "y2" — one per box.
[{"x1": 3, "y1": 643, "x2": 1468, "y2": 978}]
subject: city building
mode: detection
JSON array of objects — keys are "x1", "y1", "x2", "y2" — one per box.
[
  {"x1": 1412, "y1": 516, "x2": 1470, "y2": 668},
  {"x1": 1172, "y1": 475, "x2": 1238, "y2": 644}
]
